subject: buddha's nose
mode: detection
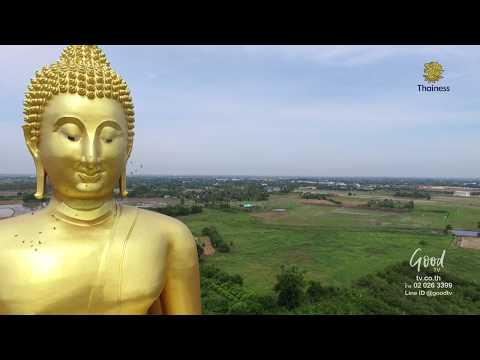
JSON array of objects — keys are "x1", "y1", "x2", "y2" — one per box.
[{"x1": 82, "y1": 138, "x2": 99, "y2": 167}]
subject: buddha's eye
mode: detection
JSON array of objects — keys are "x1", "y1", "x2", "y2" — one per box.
[
  {"x1": 58, "y1": 123, "x2": 81, "y2": 142},
  {"x1": 100, "y1": 127, "x2": 121, "y2": 144}
]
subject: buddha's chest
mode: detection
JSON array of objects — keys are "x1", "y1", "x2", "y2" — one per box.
[{"x1": 0, "y1": 228, "x2": 168, "y2": 314}]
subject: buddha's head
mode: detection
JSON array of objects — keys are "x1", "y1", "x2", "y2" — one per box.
[{"x1": 22, "y1": 45, "x2": 135, "y2": 200}]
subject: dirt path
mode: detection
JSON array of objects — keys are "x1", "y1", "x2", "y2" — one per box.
[
  {"x1": 199, "y1": 236, "x2": 215, "y2": 256},
  {"x1": 457, "y1": 238, "x2": 480, "y2": 250}
]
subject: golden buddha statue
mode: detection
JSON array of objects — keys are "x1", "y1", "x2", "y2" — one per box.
[{"x1": 0, "y1": 45, "x2": 201, "y2": 314}]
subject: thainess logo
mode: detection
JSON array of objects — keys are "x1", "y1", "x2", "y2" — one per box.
[{"x1": 418, "y1": 61, "x2": 450, "y2": 92}]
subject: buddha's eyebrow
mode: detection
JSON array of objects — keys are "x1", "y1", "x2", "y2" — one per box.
[
  {"x1": 97, "y1": 120, "x2": 122, "y2": 131},
  {"x1": 53, "y1": 116, "x2": 83, "y2": 131}
]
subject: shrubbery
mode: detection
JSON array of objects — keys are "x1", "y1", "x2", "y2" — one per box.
[
  {"x1": 301, "y1": 193, "x2": 328, "y2": 200},
  {"x1": 200, "y1": 264, "x2": 268, "y2": 314},
  {"x1": 301, "y1": 192, "x2": 342, "y2": 205},
  {"x1": 200, "y1": 261, "x2": 480, "y2": 315},
  {"x1": 444, "y1": 224, "x2": 453, "y2": 234},
  {"x1": 195, "y1": 241, "x2": 204, "y2": 261},
  {"x1": 273, "y1": 265, "x2": 306, "y2": 310},
  {"x1": 201, "y1": 226, "x2": 231, "y2": 253},
  {"x1": 306, "y1": 281, "x2": 338, "y2": 302},
  {"x1": 394, "y1": 190, "x2": 431, "y2": 200},
  {"x1": 149, "y1": 205, "x2": 202, "y2": 217},
  {"x1": 366, "y1": 199, "x2": 414, "y2": 210},
  {"x1": 293, "y1": 262, "x2": 480, "y2": 315}
]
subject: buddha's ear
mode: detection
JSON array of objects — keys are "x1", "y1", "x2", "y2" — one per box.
[
  {"x1": 22, "y1": 124, "x2": 45, "y2": 199},
  {"x1": 119, "y1": 164, "x2": 128, "y2": 198},
  {"x1": 22, "y1": 124, "x2": 39, "y2": 159}
]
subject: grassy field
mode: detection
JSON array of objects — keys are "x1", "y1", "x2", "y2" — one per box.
[{"x1": 181, "y1": 192, "x2": 480, "y2": 294}]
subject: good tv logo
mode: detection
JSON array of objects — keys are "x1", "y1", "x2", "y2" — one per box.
[{"x1": 418, "y1": 61, "x2": 450, "y2": 92}]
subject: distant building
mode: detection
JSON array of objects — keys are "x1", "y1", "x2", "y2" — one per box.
[
  {"x1": 294, "y1": 186, "x2": 317, "y2": 192},
  {"x1": 452, "y1": 230, "x2": 480, "y2": 237},
  {"x1": 242, "y1": 203, "x2": 255, "y2": 208},
  {"x1": 418, "y1": 185, "x2": 479, "y2": 196}
]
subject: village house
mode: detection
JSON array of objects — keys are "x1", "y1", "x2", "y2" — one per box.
[{"x1": 453, "y1": 191, "x2": 471, "y2": 197}]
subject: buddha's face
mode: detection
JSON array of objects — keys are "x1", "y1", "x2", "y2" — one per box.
[{"x1": 36, "y1": 93, "x2": 129, "y2": 200}]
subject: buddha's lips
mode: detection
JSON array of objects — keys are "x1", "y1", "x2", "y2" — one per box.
[{"x1": 77, "y1": 172, "x2": 102, "y2": 183}]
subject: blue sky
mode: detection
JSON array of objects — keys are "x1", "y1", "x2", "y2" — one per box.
[{"x1": 0, "y1": 45, "x2": 479, "y2": 177}]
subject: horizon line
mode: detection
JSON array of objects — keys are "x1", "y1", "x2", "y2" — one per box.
[{"x1": 0, "y1": 173, "x2": 479, "y2": 180}]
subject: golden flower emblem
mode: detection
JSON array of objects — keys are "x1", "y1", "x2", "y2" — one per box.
[{"x1": 423, "y1": 61, "x2": 444, "y2": 83}]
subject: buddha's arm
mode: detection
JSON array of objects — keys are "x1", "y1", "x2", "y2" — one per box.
[{"x1": 158, "y1": 222, "x2": 202, "y2": 315}]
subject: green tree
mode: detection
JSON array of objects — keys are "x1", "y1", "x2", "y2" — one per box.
[
  {"x1": 202, "y1": 226, "x2": 229, "y2": 251},
  {"x1": 195, "y1": 241, "x2": 204, "y2": 261},
  {"x1": 230, "y1": 274, "x2": 243, "y2": 286},
  {"x1": 217, "y1": 243, "x2": 231, "y2": 253},
  {"x1": 273, "y1": 265, "x2": 306, "y2": 310},
  {"x1": 253, "y1": 295, "x2": 277, "y2": 311},
  {"x1": 306, "y1": 281, "x2": 326, "y2": 302},
  {"x1": 191, "y1": 205, "x2": 203, "y2": 214},
  {"x1": 445, "y1": 224, "x2": 453, "y2": 234}
]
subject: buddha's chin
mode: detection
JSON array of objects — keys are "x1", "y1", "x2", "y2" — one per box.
[
  {"x1": 75, "y1": 182, "x2": 106, "y2": 194},
  {"x1": 54, "y1": 182, "x2": 113, "y2": 201}
]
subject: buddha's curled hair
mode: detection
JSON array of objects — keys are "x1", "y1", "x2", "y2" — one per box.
[{"x1": 23, "y1": 45, "x2": 135, "y2": 157}]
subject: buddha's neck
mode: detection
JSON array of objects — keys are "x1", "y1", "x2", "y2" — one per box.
[{"x1": 48, "y1": 193, "x2": 117, "y2": 226}]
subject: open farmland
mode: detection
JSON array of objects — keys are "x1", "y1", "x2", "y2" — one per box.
[{"x1": 182, "y1": 192, "x2": 480, "y2": 294}]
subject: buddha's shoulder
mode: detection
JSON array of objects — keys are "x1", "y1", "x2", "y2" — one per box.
[
  {"x1": 0, "y1": 216, "x2": 18, "y2": 240},
  {"x1": 0, "y1": 211, "x2": 45, "y2": 237},
  {"x1": 0, "y1": 211, "x2": 49, "y2": 252},
  {"x1": 121, "y1": 205, "x2": 194, "y2": 245}
]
